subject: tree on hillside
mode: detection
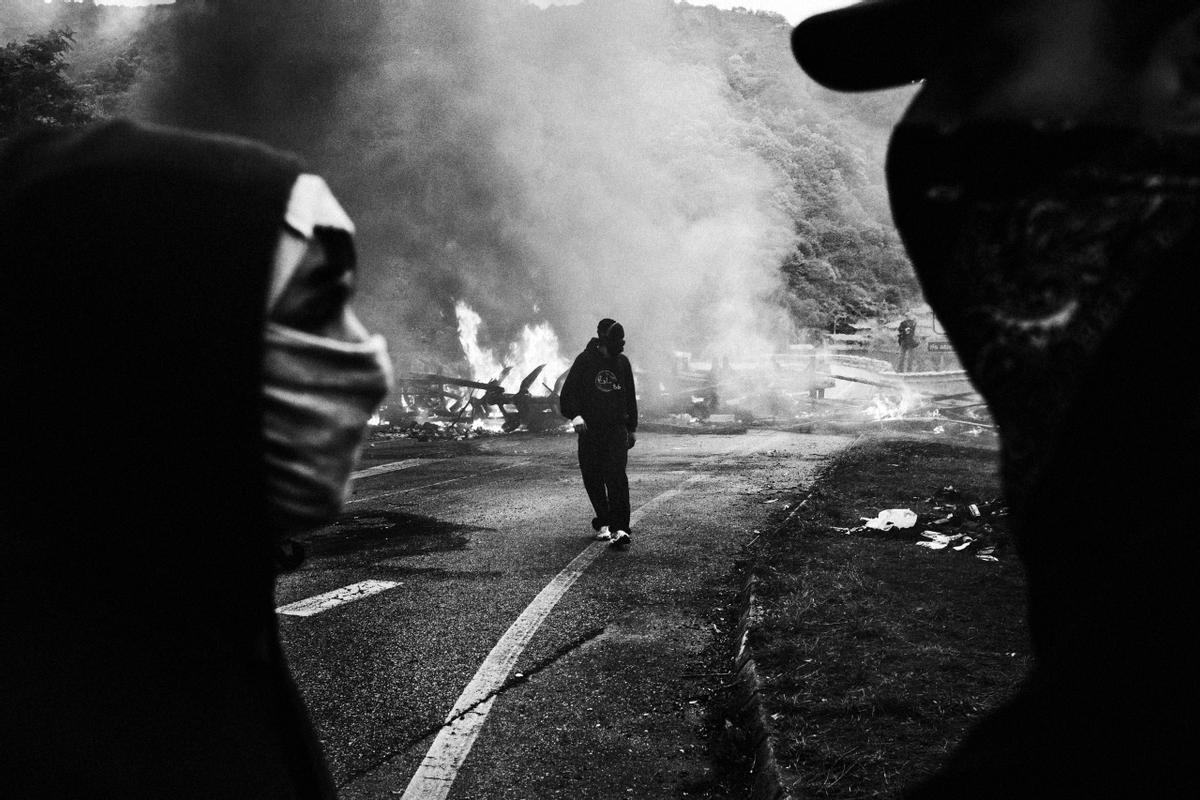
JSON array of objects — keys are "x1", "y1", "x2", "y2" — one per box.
[{"x1": 0, "y1": 28, "x2": 94, "y2": 141}]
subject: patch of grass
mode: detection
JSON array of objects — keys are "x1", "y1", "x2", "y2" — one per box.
[{"x1": 751, "y1": 434, "x2": 1030, "y2": 799}]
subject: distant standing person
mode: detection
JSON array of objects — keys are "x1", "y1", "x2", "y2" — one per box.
[
  {"x1": 560, "y1": 318, "x2": 638, "y2": 548},
  {"x1": 896, "y1": 312, "x2": 919, "y2": 372}
]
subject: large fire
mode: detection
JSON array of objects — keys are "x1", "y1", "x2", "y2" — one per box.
[{"x1": 454, "y1": 300, "x2": 571, "y2": 395}]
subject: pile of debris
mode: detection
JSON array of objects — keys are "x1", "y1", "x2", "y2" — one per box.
[
  {"x1": 834, "y1": 484, "x2": 1009, "y2": 562},
  {"x1": 370, "y1": 421, "x2": 504, "y2": 442}
]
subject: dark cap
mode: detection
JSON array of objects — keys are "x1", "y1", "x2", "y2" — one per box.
[
  {"x1": 792, "y1": 0, "x2": 949, "y2": 92},
  {"x1": 597, "y1": 318, "x2": 616, "y2": 337}
]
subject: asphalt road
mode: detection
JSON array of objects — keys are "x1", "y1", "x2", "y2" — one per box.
[{"x1": 277, "y1": 427, "x2": 850, "y2": 799}]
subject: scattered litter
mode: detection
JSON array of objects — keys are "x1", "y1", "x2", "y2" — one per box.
[
  {"x1": 861, "y1": 508, "x2": 918, "y2": 531},
  {"x1": 836, "y1": 486, "x2": 1009, "y2": 558},
  {"x1": 915, "y1": 531, "x2": 963, "y2": 550},
  {"x1": 765, "y1": 498, "x2": 778, "y2": 504},
  {"x1": 932, "y1": 425, "x2": 945, "y2": 434}
]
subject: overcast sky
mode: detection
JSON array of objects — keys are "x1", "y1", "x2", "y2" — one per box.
[
  {"x1": 698, "y1": 0, "x2": 854, "y2": 24},
  {"x1": 523, "y1": 1, "x2": 856, "y2": 25},
  {"x1": 93, "y1": 1, "x2": 857, "y2": 23}
]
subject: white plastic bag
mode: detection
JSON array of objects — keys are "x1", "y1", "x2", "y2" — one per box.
[{"x1": 860, "y1": 508, "x2": 918, "y2": 531}]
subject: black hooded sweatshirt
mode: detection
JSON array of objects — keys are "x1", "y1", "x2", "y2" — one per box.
[
  {"x1": 560, "y1": 337, "x2": 638, "y2": 431},
  {"x1": 0, "y1": 120, "x2": 334, "y2": 799}
]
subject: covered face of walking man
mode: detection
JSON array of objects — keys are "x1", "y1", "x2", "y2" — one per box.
[
  {"x1": 794, "y1": 1, "x2": 1200, "y2": 797},
  {"x1": 560, "y1": 318, "x2": 639, "y2": 548}
]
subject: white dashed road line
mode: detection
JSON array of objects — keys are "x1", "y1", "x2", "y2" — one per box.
[
  {"x1": 347, "y1": 461, "x2": 529, "y2": 505},
  {"x1": 398, "y1": 473, "x2": 710, "y2": 800},
  {"x1": 276, "y1": 579, "x2": 400, "y2": 617},
  {"x1": 352, "y1": 459, "x2": 427, "y2": 480}
]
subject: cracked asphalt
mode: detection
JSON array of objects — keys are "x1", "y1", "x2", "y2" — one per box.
[{"x1": 277, "y1": 428, "x2": 849, "y2": 798}]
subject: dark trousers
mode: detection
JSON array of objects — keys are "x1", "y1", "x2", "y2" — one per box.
[
  {"x1": 577, "y1": 426, "x2": 630, "y2": 533},
  {"x1": 897, "y1": 345, "x2": 917, "y2": 372}
]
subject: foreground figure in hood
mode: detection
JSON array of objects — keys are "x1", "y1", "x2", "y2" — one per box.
[
  {"x1": 793, "y1": 1, "x2": 1200, "y2": 797},
  {"x1": 561, "y1": 318, "x2": 638, "y2": 548},
  {"x1": 0, "y1": 120, "x2": 391, "y2": 799}
]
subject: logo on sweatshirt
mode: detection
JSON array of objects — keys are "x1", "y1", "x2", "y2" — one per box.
[{"x1": 595, "y1": 369, "x2": 622, "y2": 392}]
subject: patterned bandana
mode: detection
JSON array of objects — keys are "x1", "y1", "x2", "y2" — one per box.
[{"x1": 887, "y1": 122, "x2": 1200, "y2": 514}]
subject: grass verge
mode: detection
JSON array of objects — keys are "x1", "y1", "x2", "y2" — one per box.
[{"x1": 749, "y1": 433, "x2": 1030, "y2": 799}]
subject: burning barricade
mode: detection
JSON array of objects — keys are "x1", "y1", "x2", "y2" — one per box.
[{"x1": 373, "y1": 300, "x2": 993, "y2": 439}]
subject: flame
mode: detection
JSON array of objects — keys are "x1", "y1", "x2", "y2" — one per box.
[
  {"x1": 454, "y1": 300, "x2": 571, "y2": 395},
  {"x1": 456, "y1": 301, "x2": 504, "y2": 385},
  {"x1": 864, "y1": 388, "x2": 923, "y2": 421}
]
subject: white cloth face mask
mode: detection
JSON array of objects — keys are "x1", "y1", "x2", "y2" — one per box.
[{"x1": 262, "y1": 315, "x2": 392, "y2": 534}]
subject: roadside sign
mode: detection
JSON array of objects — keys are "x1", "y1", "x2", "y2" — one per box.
[{"x1": 928, "y1": 341, "x2": 956, "y2": 352}]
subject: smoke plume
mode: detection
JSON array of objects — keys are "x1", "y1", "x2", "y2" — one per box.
[{"x1": 140, "y1": 0, "x2": 795, "y2": 379}]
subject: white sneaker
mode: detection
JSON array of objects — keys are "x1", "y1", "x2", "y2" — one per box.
[
  {"x1": 595, "y1": 525, "x2": 612, "y2": 541},
  {"x1": 610, "y1": 530, "x2": 631, "y2": 547}
]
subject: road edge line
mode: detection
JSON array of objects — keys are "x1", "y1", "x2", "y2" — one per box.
[{"x1": 396, "y1": 474, "x2": 706, "y2": 800}]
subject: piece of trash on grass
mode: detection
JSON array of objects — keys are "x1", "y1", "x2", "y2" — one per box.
[
  {"x1": 916, "y1": 531, "x2": 962, "y2": 550},
  {"x1": 932, "y1": 425, "x2": 945, "y2": 434},
  {"x1": 930, "y1": 514, "x2": 954, "y2": 525},
  {"x1": 976, "y1": 546, "x2": 999, "y2": 562},
  {"x1": 765, "y1": 498, "x2": 778, "y2": 504},
  {"x1": 861, "y1": 508, "x2": 918, "y2": 531},
  {"x1": 952, "y1": 536, "x2": 975, "y2": 551},
  {"x1": 968, "y1": 503, "x2": 981, "y2": 518}
]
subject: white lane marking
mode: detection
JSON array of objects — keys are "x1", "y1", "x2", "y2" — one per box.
[
  {"x1": 347, "y1": 461, "x2": 529, "y2": 505},
  {"x1": 276, "y1": 579, "x2": 400, "y2": 617},
  {"x1": 399, "y1": 474, "x2": 708, "y2": 800},
  {"x1": 352, "y1": 459, "x2": 426, "y2": 480}
]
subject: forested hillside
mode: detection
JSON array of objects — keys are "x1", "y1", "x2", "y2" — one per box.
[{"x1": 1, "y1": 0, "x2": 918, "y2": 365}]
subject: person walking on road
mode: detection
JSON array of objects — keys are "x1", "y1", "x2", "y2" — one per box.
[
  {"x1": 0, "y1": 119, "x2": 391, "y2": 799},
  {"x1": 561, "y1": 318, "x2": 638, "y2": 548}
]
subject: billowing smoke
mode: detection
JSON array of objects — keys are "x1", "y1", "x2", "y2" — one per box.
[{"x1": 139, "y1": 0, "x2": 795, "y2": 379}]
